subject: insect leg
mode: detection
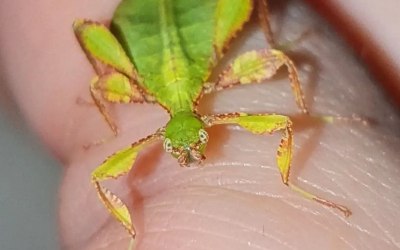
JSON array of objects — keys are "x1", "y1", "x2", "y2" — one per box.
[
  {"x1": 74, "y1": 19, "x2": 153, "y2": 135},
  {"x1": 204, "y1": 112, "x2": 351, "y2": 217},
  {"x1": 257, "y1": 0, "x2": 275, "y2": 46},
  {"x1": 257, "y1": 0, "x2": 313, "y2": 51},
  {"x1": 90, "y1": 72, "x2": 149, "y2": 135},
  {"x1": 205, "y1": 49, "x2": 308, "y2": 114},
  {"x1": 91, "y1": 131, "x2": 162, "y2": 238}
]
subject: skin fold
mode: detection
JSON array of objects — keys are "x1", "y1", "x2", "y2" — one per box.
[{"x1": 0, "y1": 0, "x2": 399, "y2": 249}]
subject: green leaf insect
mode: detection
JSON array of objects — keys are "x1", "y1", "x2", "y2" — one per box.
[{"x1": 73, "y1": 0, "x2": 351, "y2": 242}]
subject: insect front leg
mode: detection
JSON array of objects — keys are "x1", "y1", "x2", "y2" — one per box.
[
  {"x1": 204, "y1": 49, "x2": 308, "y2": 114},
  {"x1": 91, "y1": 131, "x2": 162, "y2": 239},
  {"x1": 73, "y1": 19, "x2": 152, "y2": 135},
  {"x1": 90, "y1": 72, "x2": 148, "y2": 135},
  {"x1": 204, "y1": 112, "x2": 351, "y2": 217}
]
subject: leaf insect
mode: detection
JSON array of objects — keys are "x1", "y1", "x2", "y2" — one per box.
[{"x1": 73, "y1": 0, "x2": 352, "y2": 245}]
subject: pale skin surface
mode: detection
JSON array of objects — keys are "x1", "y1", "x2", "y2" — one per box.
[{"x1": 0, "y1": 0, "x2": 400, "y2": 250}]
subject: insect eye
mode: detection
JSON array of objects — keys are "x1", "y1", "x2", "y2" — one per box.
[
  {"x1": 163, "y1": 138, "x2": 172, "y2": 153},
  {"x1": 199, "y1": 129, "x2": 209, "y2": 143}
]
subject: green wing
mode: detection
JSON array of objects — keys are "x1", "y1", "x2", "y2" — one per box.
[{"x1": 111, "y1": 0, "x2": 252, "y2": 113}]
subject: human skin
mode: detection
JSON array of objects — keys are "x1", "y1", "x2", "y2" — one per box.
[
  {"x1": 304, "y1": 0, "x2": 400, "y2": 106},
  {"x1": 0, "y1": 0, "x2": 399, "y2": 249}
]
